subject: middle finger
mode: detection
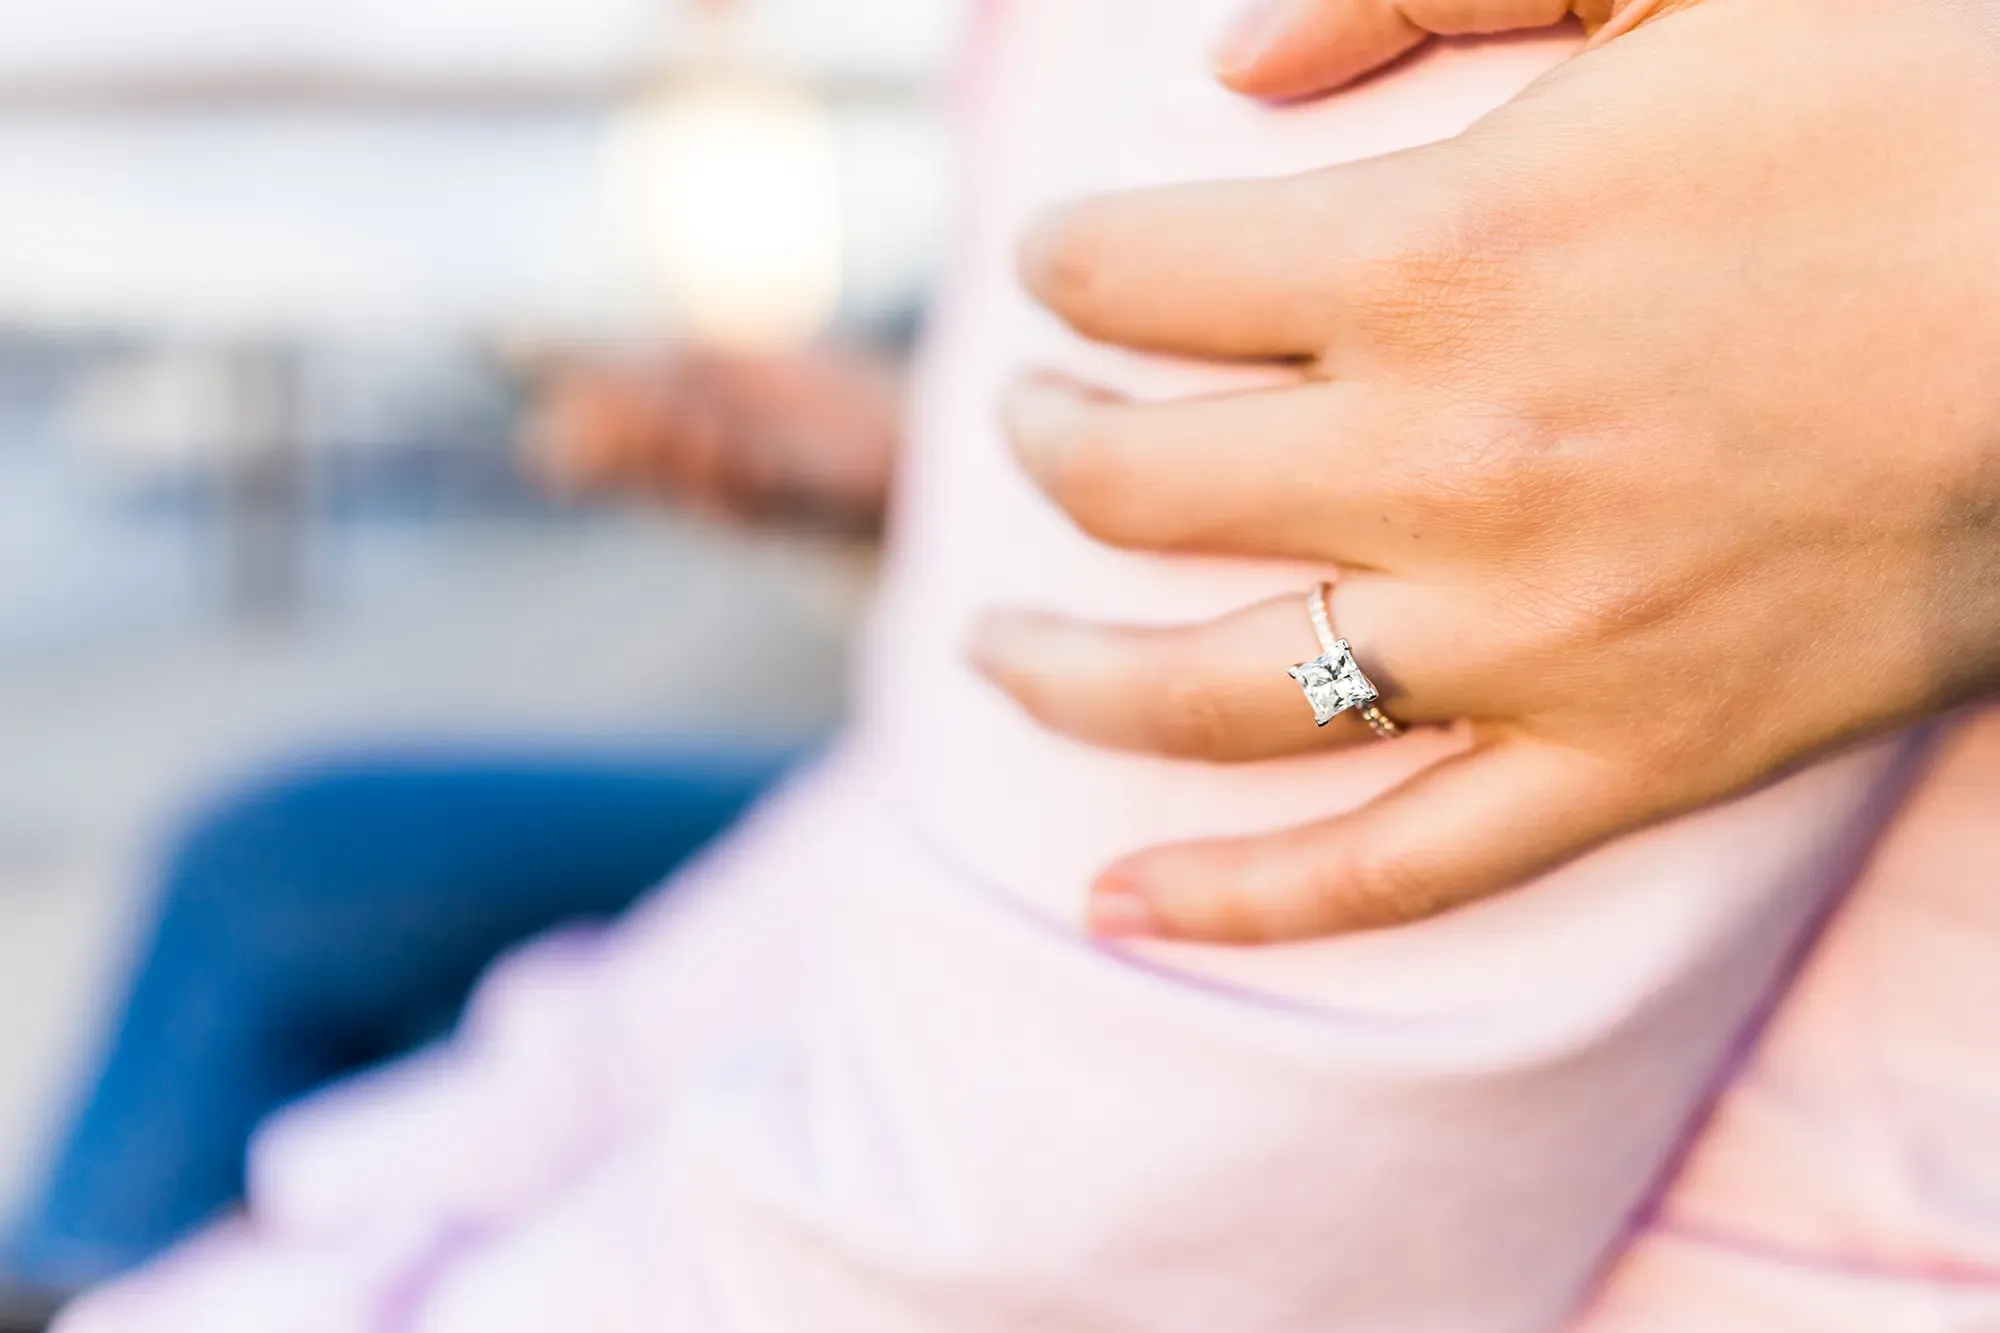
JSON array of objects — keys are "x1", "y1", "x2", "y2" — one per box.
[{"x1": 1004, "y1": 372, "x2": 1491, "y2": 570}]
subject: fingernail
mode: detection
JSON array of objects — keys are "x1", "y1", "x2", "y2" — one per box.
[
  {"x1": 963, "y1": 612, "x2": 1014, "y2": 678},
  {"x1": 1018, "y1": 206, "x2": 1074, "y2": 301},
  {"x1": 1086, "y1": 875, "x2": 1164, "y2": 939},
  {"x1": 999, "y1": 373, "x2": 1082, "y2": 480},
  {"x1": 965, "y1": 608, "x2": 1065, "y2": 683},
  {"x1": 1000, "y1": 371, "x2": 1077, "y2": 435},
  {"x1": 1210, "y1": 0, "x2": 1291, "y2": 79}
]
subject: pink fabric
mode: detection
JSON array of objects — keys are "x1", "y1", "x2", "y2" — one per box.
[
  {"x1": 1572, "y1": 710, "x2": 2000, "y2": 1332},
  {"x1": 58, "y1": 4, "x2": 2000, "y2": 1330}
]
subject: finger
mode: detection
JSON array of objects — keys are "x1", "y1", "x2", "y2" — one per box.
[
  {"x1": 526, "y1": 362, "x2": 722, "y2": 500},
  {"x1": 1020, "y1": 144, "x2": 1462, "y2": 362},
  {"x1": 1087, "y1": 737, "x2": 1646, "y2": 941},
  {"x1": 968, "y1": 585, "x2": 1487, "y2": 763},
  {"x1": 1002, "y1": 373, "x2": 1481, "y2": 569},
  {"x1": 1212, "y1": 0, "x2": 1573, "y2": 102},
  {"x1": 522, "y1": 368, "x2": 640, "y2": 492}
]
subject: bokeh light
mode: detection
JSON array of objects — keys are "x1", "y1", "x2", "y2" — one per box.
[{"x1": 600, "y1": 74, "x2": 843, "y2": 351}]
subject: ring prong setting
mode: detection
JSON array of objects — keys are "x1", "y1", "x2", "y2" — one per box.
[{"x1": 1287, "y1": 639, "x2": 1380, "y2": 728}]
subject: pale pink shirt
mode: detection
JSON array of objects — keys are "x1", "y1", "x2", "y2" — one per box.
[{"x1": 58, "y1": 3, "x2": 2000, "y2": 1330}]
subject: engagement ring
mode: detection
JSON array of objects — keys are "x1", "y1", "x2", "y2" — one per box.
[{"x1": 1288, "y1": 581, "x2": 1403, "y2": 738}]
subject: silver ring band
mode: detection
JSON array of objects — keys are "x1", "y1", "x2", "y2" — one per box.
[{"x1": 1288, "y1": 580, "x2": 1404, "y2": 738}]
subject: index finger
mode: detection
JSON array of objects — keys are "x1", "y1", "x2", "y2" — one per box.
[{"x1": 1020, "y1": 141, "x2": 1469, "y2": 363}]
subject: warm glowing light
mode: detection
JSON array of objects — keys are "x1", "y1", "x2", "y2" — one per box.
[{"x1": 602, "y1": 76, "x2": 844, "y2": 351}]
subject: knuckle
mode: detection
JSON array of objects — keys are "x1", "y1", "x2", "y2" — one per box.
[
  {"x1": 1150, "y1": 670, "x2": 1238, "y2": 759},
  {"x1": 1432, "y1": 407, "x2": 1555, "y2": 500},
  {"x1": 1315, "y1": 838, "x2": 1446, "y2": 929},
  {"x1": 1536, "y1": 560, "x2": 1694, "y2": 649},
  {"x1": 1342, "y1": 172, "x2": 1530, "y2": 363},
  {"x1": 1388, "y1": 405, "x2": 1569, "y2": 541}
]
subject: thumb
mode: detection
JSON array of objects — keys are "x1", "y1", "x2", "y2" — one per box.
[{"x1": 1211, "y1": 0, "x2": 1682, "y2": 102}]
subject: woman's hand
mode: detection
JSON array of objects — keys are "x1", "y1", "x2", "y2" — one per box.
[
  {"x1": 1210, "y1": 0, "x2": 1686, "y2": 101},
  {"x1": 525, "y1": 347, "x2": 901, "y2": 534},
  {"x1": 971, "y1": 0, "x2": 2000, "y2": 942}
]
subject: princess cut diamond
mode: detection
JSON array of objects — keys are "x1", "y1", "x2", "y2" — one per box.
[{"x1": 1287, "y1": 640, "x2": 1379, "y2": 727}]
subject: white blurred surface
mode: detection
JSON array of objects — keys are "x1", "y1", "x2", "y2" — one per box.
[
  {"x1": 0, "y1": 0, "x2": 965, "y2": 82},
  {"x1": 0, "y1": 0, "x2": 962, "y2": 333},
  {"x1": 0, "y1": 103, "x2": 948, "y2": 334},
  {"x1": 604, "y1": 78, "x2": 845, "y2": 349}
]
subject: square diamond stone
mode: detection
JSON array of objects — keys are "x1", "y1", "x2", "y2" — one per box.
[{"x1": 1287, "y1": 641, "x2": 1378, "y2": 727}]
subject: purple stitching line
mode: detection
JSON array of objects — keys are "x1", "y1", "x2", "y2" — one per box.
[
  {"x1": 363, "y1": 726, "x2": 1974, "y2": 1333},
  {"x1": 891, "y1": 726, "x2": 1984, "y2": 1304},
  {"x1": 1653, "y1": 1218, "x2": 2000, "y2": 1289},
  {"x1": 1570, "y1": 726, "x2": 1959, "y2": 1308},
  {"x1": 377, "y1": 1223, "x2": 488, "y2": 1333}
]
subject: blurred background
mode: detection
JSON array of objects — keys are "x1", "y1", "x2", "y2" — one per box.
[{"x1": 0, "y1": 0, "x2": 964, "y2": 1226}]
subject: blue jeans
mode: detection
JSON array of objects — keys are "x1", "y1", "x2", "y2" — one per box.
[{"x1": 3, "y1": 746, "x2": 789, "y2": 1286}]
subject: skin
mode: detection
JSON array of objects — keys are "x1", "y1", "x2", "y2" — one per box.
[
  {"x1": 1208, "y1": 0, "x2": 1691, "y2": 99},
  {"x1": 525, "y1": 345, "x2": 901, "y2": 535},
  {"x1": 969, "y1": 0, "x2": 2000, "y2": 942}
]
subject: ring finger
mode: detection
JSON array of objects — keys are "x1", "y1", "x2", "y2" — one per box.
[{"x1": 967, "y1": 577, "x2": 1501, "y2": 763}]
